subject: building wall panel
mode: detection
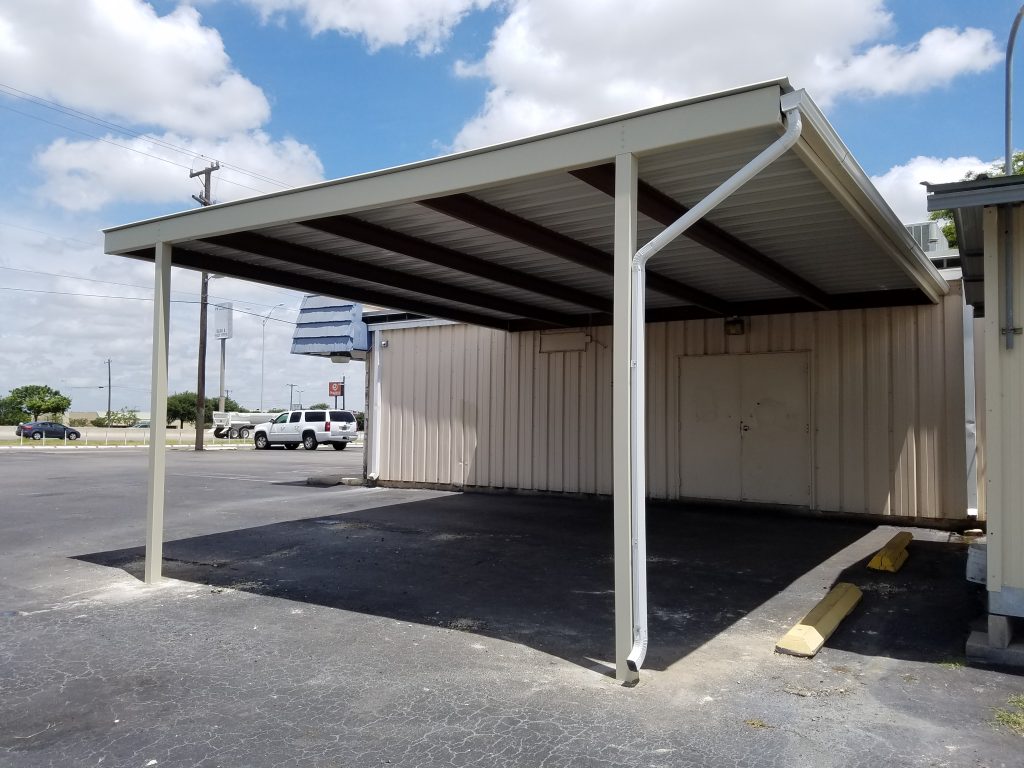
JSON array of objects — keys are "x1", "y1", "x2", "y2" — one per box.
[{"x1": 371, "y1": 291, "x2": 969, "y2": 520}]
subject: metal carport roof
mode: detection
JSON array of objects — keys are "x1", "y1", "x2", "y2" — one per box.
[
  {"x1": 105, "y1": 80, "x2": 946, "y2": 329},
  {"x1": 104, "y1": 78, "x2": 948, "y2": 686}
]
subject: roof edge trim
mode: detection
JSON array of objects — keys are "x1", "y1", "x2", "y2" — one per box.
[{"x1": 789, "y1": 92, "x2": 947, "y2": 302}]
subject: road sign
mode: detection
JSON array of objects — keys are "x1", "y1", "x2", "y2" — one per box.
[
  {"x1": 214, "y1": 303, "x2": 233, "y2": 339},
  {"x1": 328, "y1": 381, "x2": 344, "y2": 397}
]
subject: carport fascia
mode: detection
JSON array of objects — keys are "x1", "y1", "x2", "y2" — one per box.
[{"x1": 105, "y1": 80, "x2": 947, "y2": 684}]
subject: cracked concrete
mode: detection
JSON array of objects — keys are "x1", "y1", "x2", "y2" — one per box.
[{"x1": 1, "y1": 449, "x2": 1022, "y2": 767}]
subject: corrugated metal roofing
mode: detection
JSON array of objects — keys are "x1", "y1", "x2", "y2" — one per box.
[{"x1": 104, "y1": 80, "x2": 947, "y2": 330}]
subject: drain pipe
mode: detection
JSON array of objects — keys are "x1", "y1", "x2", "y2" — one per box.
[
  {"x1": 624, "y1": 91, "x2": 806, "y2": 672},
  {"x1": 1004, "y1": 5, "x2": 1024, "y2": 350},
  {"x1": 367, "y1": 330, "x2": 383, "y2": 482}
]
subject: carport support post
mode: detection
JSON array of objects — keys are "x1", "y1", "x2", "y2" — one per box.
[
  {"x1": 145, "y1": 242, "x2": 172, "y2": 584},
  {"x1": 613, "y1": 152, "x2": 640, "y2": 684}
]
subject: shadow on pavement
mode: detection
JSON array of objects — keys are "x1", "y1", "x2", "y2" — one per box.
[
  {"x1": 74, "y1": 494, "x2": 976, "y2": 672},
  {"x1": 827, "y1": 539, "x2": 989, "y2": 663}
]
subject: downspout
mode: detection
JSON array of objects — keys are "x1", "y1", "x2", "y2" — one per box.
[
  {"x1": 367, "y1": 330, "x2": 383, "y2": 482},
  {"x1": 1004, "y1": 5, "x2": 1024, "y2": 349},
  {"x1": 625, "y1": 91, "x2": 806, "y2": 672}
]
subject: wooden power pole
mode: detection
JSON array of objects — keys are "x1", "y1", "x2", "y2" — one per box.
[{"x1": 192, "y1": 161, "x2": 219, "y2": 450}]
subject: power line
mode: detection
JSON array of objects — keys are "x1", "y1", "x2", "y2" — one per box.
[
  {"x1": 0, "y1": 220, "x2": 99, "y2": 247},
  {"x1": 0, "y1": 101, "x2": 268, "y2": 196},
  {"x1": 0, "y1": 221, "x2": 305, "y2": 307},
  {"x1": 0, "y1": 82, "x2": 293, "y2": 189},
  {"x1": 0, "y1": 265, "x2": 301, "y2": 312},
  {"x1": 0, "y1": 286, "x2": 298, "y2": 323}
]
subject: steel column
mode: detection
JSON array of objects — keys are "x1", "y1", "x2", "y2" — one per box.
[
  {"x1": 613, "y1": 152, "x2": 640, "y2": 684},
  {"x1": 145, "y1": 242, "x2": 171, "y2": 584}
]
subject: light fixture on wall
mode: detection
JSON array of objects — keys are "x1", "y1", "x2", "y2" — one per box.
[{"x1": 724, "y1": 316, "x2": 746, "y2": 336}]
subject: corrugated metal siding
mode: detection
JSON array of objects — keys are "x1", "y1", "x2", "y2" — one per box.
[
  {"x1": 980, "y1": 205, "x2": 1024, "y2": 592},
  {"x1": 372, "y1": 287, "x2": 968, "y2": 519}
]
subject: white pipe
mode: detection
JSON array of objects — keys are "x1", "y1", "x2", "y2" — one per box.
[
  {"x1": 367, "y1": 330, "x2": 383, "y2": 481},
  {"x1": 1005, "y1": 6, "x2": 1024, "y2": 350},
  {"x1": 624, "y1": 97, "x2": 805, "y2": 673}
]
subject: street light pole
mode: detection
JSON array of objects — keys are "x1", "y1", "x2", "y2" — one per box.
[{"x1": 260, "y1": 303, "x2": 285, "y2": 412}]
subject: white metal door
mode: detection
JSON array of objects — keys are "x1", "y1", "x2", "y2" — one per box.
[
  {"x1": 738, "y1": 353, "x2": 810, "y2": 505},
  {"x1": 679, "y1": 352, "x2": 810, "y2": 506},
  {"x1": 679, "y1": 355, "x2": 741, "y2": 500}
]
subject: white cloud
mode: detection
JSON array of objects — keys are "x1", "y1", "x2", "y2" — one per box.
[
  {"x1": 34, "y1": 132, "x2": 324, "y2": 212},
  {"x1": 0, "y1": 222, "x2": 366, "y2": 414},
  {"x1": 242, "y1": 0, "x2": 493, "y2": 54},
  {"x1": 870, "y1": 155, "x2": 991, "y2": 224},
  {"x1": 0, "y1": 0, "x2": 269, "y2": 136},
  {"x1": 810, "y1": 26, "x2": 1002, "y2": 100},
  {"x1": 452, "y1": 0, "x2": 1002, "y2": 149}
]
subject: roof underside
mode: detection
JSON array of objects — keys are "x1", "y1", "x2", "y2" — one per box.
[{"x1": 106, "y1": 82, "x2": 946, "y2": 331}]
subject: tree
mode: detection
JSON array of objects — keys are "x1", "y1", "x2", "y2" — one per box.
[
  {"x1": 931, "y1": 151, "x2": 1024, "y2": 248},
  {"x1": 4, "y1": 385, "x2": 72, "y2": 422},
  {"x1": 0, "y1": 396, "x2": 25, "y2": 426},
  {"x1": 165, "y1": 391, "x2": 244, "y2": 427},
  {"x1": 310, "y1": 402, "x2": 329, "y2": 409},
  {"x1": 166, "y1": 392, "x2": 196, "y2": 429}
]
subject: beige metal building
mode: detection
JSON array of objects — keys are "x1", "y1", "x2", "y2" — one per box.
[
  {"x1": 105, "y1": 79, "x2": 986, "y2": 681},
  {"x1": 927, "y1": 177, "x2": 1024, "y2": 656},
  {"x1": 368, "y1": 295, "x2": 969, "y2": 520}
]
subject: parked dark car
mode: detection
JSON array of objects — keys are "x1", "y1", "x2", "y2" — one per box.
[{"x1": 16, "y1": 421, "x2": 81, "y2": 440}]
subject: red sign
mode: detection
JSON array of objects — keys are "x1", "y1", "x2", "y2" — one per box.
[{"x1": 328, "y1": 381, "x2": 344, "y2": 397}]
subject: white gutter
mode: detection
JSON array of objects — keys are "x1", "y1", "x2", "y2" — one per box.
[{"x1": 624, "y1": 90, "x2": 806, "y2": 673}]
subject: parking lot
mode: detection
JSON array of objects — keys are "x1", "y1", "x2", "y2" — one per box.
[{"x1": 2, "y1": 448, "x2": 1022, "y2": 767}]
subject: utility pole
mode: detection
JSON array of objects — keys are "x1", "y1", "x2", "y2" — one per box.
[
  {"x1": 105, "y1": 359, "x2": 112, "y2": 423},
  {"x1": 191, "y1": 161, "x2": 219, "y2": 450},
  {"x1": 287, "y1": 383, "x2": 297, "y2": 410}
]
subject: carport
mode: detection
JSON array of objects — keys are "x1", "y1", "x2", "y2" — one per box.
[{"x1": 104, "y1": 79, "x2": 949, "y2": 683}]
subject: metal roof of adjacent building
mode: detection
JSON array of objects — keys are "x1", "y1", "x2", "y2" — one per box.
[{"x1": 926, "y1": 174, "x2": 1024, "y2": 317}]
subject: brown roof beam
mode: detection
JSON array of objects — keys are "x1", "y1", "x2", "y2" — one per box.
[
  {"x1": 570, "y1": 164, "x2": 833, "y2": 310},
  {"x1": 129, "y1": 247, "x2": 514, "y2": 331},
  {"x1": 420, "y1": 193, "x2": 732, "y2": 315},
  {"x1": 507, "y1": 289, "x2": 929, "y2": 332},
  {"x1": 302, "y1": 215, "x2": 612, "y2": 313},
  {"x1": 201, "y1": 232, "x2": 580, "y2": 328}
]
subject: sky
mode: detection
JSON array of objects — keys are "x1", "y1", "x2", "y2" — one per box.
[{"x1": 0, "y1": 0, "x2": 1020, "y2": 416}]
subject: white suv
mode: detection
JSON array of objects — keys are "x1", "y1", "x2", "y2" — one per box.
[{"x1": 253, "y1": 409, "x2": 358, "y2": 451}]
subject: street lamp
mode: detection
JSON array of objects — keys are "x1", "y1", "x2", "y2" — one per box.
[{"x1": 260, "y1": 303, "x2": 285, "y2": 411}]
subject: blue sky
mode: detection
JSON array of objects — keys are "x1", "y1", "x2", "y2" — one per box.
[{"x1": 0, "y1": 0, "x2": 1020, "y2": 415}]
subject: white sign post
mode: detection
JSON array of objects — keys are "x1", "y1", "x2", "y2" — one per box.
[{"x1": 214, "y1": 303, "x2": 233, "y2": 412}]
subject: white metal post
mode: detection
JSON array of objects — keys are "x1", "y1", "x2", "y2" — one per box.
[
  {"x1": 218, "y1": 337, "x2": 226, "y2": 413},
  {"x1": 613, "y1": 152, "x2": 639, "y2": 684},
  {"x1": 145, "y1": 242, "x2": 172, "y2": 584}
]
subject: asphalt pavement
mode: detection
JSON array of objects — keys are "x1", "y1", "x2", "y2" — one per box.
[{"x1": 1, "y1": 448, "x2": 1022, "y2": 767}]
